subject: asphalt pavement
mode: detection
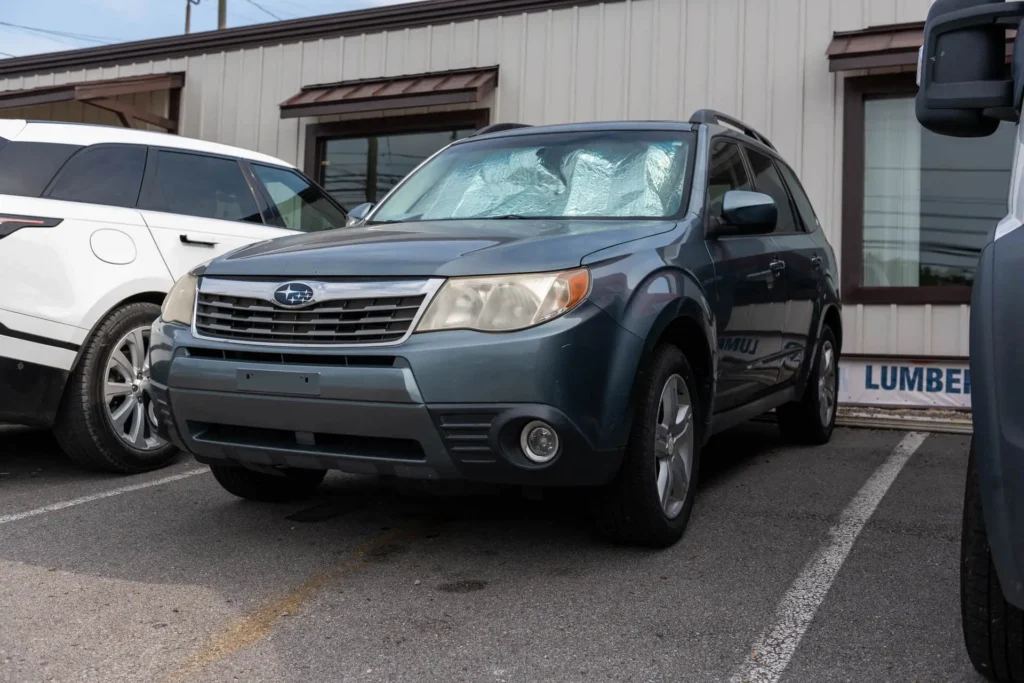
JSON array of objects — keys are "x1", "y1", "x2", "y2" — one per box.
[{"x1": 0, "y1": 423, "x2": 982, "y2": 683}]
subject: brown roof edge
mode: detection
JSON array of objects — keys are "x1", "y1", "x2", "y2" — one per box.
[
  {"x1": 0, "y1": 0, "x2": 606, "y2": 80},
  {"x1": 280, "y1": 67, "x2": 498, "y2": 118},
  {"x1": 0, "y1": 72, "x2": 185, "y2": 110}
]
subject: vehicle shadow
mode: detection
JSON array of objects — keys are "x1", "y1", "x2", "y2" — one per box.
[{"x1": 0, "y1": 424, "x2": 190, "y2": 483}]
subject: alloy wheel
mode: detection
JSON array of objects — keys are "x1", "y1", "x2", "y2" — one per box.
[
  {"x1": 654, "y1": 374, "x2": 695, "y2": 520},
  {"x1": 818, "y1": 340, "x2": 837, "y2": 427},
  {"x1": 103, "y1": 325, "x2": 166, "y2": 451}
]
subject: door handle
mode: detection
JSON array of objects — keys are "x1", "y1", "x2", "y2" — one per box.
[
  {"x1": 180, "y1": 234, "x2": 218, "y2": 248},
  {"x1": 770, "y1": 259, "x2": 786, "y2": 273}
]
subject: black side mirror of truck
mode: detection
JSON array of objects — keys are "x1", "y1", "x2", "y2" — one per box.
[{"x1": 916, "y1": 0, "x2": 1024, "y2": 137}]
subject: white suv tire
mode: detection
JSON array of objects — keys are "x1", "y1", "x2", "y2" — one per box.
[{"x1": 53, "y1": 302, "x2": 178, "y2": 473}]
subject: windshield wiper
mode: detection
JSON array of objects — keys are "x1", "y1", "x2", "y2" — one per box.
[{"x1": 486, "y1": 214, "x2": 528, "y2": 220}]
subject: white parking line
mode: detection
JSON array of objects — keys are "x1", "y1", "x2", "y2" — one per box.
[
  {"x1": 0, "y1": 468, "x2": 208, "y2": 525},
  {"x1": 728, "y1": 431, "x2": 929, "y2": 683}
]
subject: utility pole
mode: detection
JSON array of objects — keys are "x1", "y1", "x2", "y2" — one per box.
[
  {"x1": 185, "y1": 0, "x2": 200, "y2": 34},
  {"x1": 218, "y1": 0, "x2": 227, "y2": 30}
]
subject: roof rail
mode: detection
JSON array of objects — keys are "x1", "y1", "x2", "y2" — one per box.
[
  {"x1": 689, "y1": 109, "x2": 776, "y2": 151},
  {"x1": 470, "y1": 122, "x2": 533, "y2": 136}
]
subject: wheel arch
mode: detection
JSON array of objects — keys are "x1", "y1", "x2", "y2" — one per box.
[{"x1": 70, "y1": 286, "x2": 169, "y2": 375}]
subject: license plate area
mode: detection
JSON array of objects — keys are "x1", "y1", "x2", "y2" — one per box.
[{"x1": 236, "y1": 368, "x2": 321, "y2": 396}]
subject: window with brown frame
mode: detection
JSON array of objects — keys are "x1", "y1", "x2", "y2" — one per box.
[
  {"x1": 302, "y1": 110, "x2": 490, "y2": 210},
  {"x1": 841, "y1": 74, "x2": 1015, "y2": 304}
]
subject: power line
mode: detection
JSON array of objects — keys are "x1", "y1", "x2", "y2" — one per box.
[
  {"x1": 0, "y1": 21, "x2": 121, "y2": 45},
  {"x1": 0, "y1": 50, "x2": 16, "y2": 58},
  {"x1": 243, "y1": 0, "x2": 284, "y2": 20}
]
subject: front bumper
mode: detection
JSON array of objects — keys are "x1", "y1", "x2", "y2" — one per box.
[
  {"x1": 150, "y1": 302, "x2": 642, "y2": 487},
  {"x1": 972, "y1": 234, "x2": 1024, "y2": 609}
]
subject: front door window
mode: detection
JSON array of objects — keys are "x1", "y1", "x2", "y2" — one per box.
[{"x1": 320, "y1": 128, "x2": 476, "y2": 209}]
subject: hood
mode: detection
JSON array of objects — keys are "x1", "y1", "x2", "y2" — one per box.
[{"x1": 203, "y1": 219, "x2": 677, "y2": 278}]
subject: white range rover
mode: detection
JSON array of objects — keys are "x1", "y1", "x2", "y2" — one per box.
[{"x1": 0, "y1": 119, "x2": 348, "y2": 472}]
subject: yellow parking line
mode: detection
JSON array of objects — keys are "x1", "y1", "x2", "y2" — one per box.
[{"x1": 164, "y1": 524, "x2": 428, "y2": 683}]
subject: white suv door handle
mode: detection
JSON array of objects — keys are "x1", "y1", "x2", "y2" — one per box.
[{"x1": 180, "y1": 234, "x2": 218, "y2": 248}]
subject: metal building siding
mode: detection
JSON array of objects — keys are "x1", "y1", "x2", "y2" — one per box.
[{"x1": 0, "y1": 0, "x2": 965, "y2": 358}]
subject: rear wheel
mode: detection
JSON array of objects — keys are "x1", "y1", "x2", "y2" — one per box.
[
  {"x1": 54, "y1": 303, "x2": 177, "y2": 473},
  {"x1": 778, "y1": 326, "x2": 838, "y2": 445},
  {"x1": 594, "y1": 344, "x2": 701, "y2": 548},
  {"x1": 962, "y1": 440, "x2": 1024, "y2": 682},
  {"x1": 211, "y1": 464, "x2": 326, "y2": 502}
]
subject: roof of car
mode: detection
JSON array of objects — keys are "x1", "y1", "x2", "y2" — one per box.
[
  {"x1": 459, "y1": 120, "x2": 698, "y2": 143},
  {"x1": 0, "y1": 119, "x2": 293, "y2": 168}
]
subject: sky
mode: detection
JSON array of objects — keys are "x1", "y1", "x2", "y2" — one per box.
[{"x1": 0, "y1": 0, "x2": 415, "y2": 59}]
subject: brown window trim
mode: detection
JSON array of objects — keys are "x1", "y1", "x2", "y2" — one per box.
[
  {"x1": 302, "y1": 109, "x2": 490, "y2": 182},
  {"x1": 841, "y1": 73, "x2": 973, "y2": 306}
]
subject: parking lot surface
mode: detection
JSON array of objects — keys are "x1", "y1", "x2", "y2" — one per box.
[{"x1": 0, "y1": 424, "x2": 980, "y2": 683}]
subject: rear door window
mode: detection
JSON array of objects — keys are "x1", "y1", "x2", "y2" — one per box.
[
  {"x1": 140, "y1": 150, "x2": 263, "y2": 223},
  {"x1": 777, "y1": 161, "x2": 821, "y2": 233},
  {"x1": 0, "y1": 141, "x2": 81, "y2": 198},
  {"x1": 250, "y1": 164, "x2": 347, "y2": 233},
  {"x1": 46, "y1": 145, "x2": 147, "y2": 208},
  {"x1": 744, "y1": 148, "x2": 800, "y2": 234}
]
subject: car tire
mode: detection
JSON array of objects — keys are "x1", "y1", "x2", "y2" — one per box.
[
  {"x1": 777, "y1": 325, "x2": 839, "y2": 446},
  {"x1": 594, "y1": 344, "x2": 701, "y2": 548},
  {"x1": 53, "y1": 302, "x2": 178, "y2": 473},
  {"x1": 962, "y1": 440, "x2": 1024, "y2": 682},
  {"x1": 210, "y1": 464, "x2": 327, "y2": 502}
]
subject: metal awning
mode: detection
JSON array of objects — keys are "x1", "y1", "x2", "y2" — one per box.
[
  {"x1": 828, "y1": 22, "x2": 1014, "y2": 72},
  {"x1": 0, "y1": 73, "x2": 185, "y2": 131},
  {"x1": 280, "y1": 67, "x2": 498, "y2": 118}
]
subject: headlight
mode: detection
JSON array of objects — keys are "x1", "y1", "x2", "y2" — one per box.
[
  {"x1": 416, "y1": 268, "x2": 591, "y2": 333},
  {"x1": 161, "y1": 273, "x2": 199, "y2": 325}
]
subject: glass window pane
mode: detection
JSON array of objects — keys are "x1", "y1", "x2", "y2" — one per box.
[
  {"x1": 321, "y1": 128, "x2": 476, "y2": 210},
  {"x1": 746, "y1": 148, "x2": 799, "y2": 234},
  {"x1": 778, "y1": 162, "x2": 821, "y2": 232},
  {"x1": 707, "y1": 141, "x2": 751, "y2": 219},
  {"x1": 252, "y1": 164, "x2": 347, "y2": 233},
  {"x1": 142, "y1": 151, "x2": 262, "y2": 223},
  {"x1": 863, "y1": 96, "x2": 1014, "y2": 287},
  {"x1": 0, "y1": 142, "x2": 81, "y2": 198},
  {"x1": 49, "y1": 145, "x2": 146, "y2": 208}
]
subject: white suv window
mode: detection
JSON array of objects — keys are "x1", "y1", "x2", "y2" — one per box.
[
  {"x1": 140, "y1": 150, "x2": 262, "y2": 223},
  {"x1": 251, "y1": 163, "x2": 347, "y2": 233},
  {"x1": 47, "y1": 145, "x2": 147, "y2": 208}
]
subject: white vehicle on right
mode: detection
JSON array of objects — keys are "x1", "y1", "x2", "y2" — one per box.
[{"x1": 0, "y1": 119, "x2": 348, "y2": 473}]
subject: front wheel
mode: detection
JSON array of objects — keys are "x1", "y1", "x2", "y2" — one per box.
[
  {"x1": 53, "y1": 303, "x2": 177, "y2": 473},
  {"x1": 778, "y1": 326, "x2": 838, "y2": 445},
  {"x1": 594, "y1": 344, "x2": 701, "y2": 548},
  {"x1": 962, "y1": 440, "x2": 1024, "y2": 681}
]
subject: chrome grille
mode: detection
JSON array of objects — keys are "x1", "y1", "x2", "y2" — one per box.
[{"x1": 193, "y1": 280, "x2": 434, "y2": 346}]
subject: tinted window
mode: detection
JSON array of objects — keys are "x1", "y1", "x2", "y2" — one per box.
[
  {"x1": 745, "y1": 148, "x2": 799, "y2": 234},
  {"x1": 48, "y1": 145, "x2": 147, "y2": 208},
  {"x1": 777, "y1": 162, "x2": 821, "y2": 233},
  {"x1": 707, "y1": 140, "x2": 752, "y2": 219},
  {"x1": 0, "y1": 141, "x2": 81, "y2": 198},
  {"x1": 141, "y1": 150, "x2": 261, "y2": 223},
  {"x1": 251, "y1": 164, "x2": 347, "y2": 233}
]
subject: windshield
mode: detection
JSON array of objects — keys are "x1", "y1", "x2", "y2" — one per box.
[{"x1": 369, "y1": 130, "x2": 694, "y2": 223}]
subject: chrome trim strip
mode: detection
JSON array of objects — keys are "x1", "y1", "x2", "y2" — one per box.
[{"x1": 191, "y1": 277, "x2": 445, "y2": 349}]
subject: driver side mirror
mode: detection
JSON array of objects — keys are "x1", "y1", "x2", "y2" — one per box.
[
  {"x1": 709, "y1": 191, "x2": 777, "y2": 238},
  {"x1": 346, "y1": 202, "x2": 375, "y2": 227}
]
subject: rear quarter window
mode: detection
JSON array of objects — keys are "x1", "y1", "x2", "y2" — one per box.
[{"x1": 0, "y1": 141, "x2": 81, "y2": 198}]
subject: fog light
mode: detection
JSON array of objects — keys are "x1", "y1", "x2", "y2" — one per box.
[{"x1": 521, "y1": 421, "x2": 559, "y2": 463}]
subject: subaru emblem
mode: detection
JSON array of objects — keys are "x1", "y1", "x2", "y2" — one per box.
[{"x1": 274, "y1": 282, "x2": 315, "y2": 308}]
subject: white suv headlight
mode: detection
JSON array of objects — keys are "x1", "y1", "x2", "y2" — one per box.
[
  {"x1": 416, "y1": 268, "x2": 591, "y2": 333},
  {"x1": 161, "y1": 273, "x2": 199, "y2": 326}
]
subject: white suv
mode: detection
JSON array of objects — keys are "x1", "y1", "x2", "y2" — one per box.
[{"x1": 0, "y1": 120, "x2": 348, "y2": 472}]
